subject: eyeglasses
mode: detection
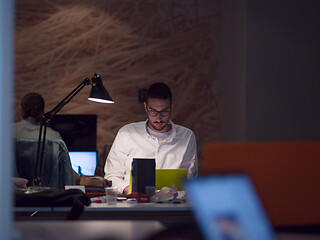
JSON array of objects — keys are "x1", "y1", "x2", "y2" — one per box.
[{"x1": 147, "y1": 108, "x2": 171, "y2": 117}]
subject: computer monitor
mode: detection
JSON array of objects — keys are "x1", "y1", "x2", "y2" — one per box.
[
  {"x1": 69, "y1": 151, "x2": 97, "y2": 176},
  {"x1": 50, "y1": 114, "x2": 97, "y2": 151}
]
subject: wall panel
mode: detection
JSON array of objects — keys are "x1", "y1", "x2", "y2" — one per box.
[{"x1": 15, "y1": 0, "x2": 221, "y2": 159}]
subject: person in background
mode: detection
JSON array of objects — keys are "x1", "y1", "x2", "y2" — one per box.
[
  {"x1": 14, "y1": 92, "x2": 78, "y2": 186},
  {"x1": 15, "y1": 92, "x2": 62, "y2": 140},
  {"x1": 104, "y1": 82, "x2": 198, "y2": 194}
]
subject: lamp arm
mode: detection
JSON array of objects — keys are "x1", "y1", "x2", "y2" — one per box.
[
  {"x1": 33, "y1": 122, "x2": 45, "y2": 186},
  {"x1": 34, "y1": 121, "x2": 47, "y2": 186},
  {"x1": 33, "y1": 77, "x2": 91, "y2": 187},
  {"x1": 45, "y1": 78, "x2": 91, "y2": 120}
]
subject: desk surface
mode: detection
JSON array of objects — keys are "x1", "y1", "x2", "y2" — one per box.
[
  {"x1": 14, "y1": 220, "x2": 166, "y2": 240},
  {"x1": 14, "y1": 221, "x2": 320, "y2": 240},
  {"x1": 14, "y1": 203, "x2": 320, "y2": 240},
  {"x1": 15, "y1": 201, "x2": 194, "y2": 223}
]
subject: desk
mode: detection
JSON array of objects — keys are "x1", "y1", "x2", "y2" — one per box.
[
  {"x1": 14, "y1": 203, "x2": 320, "y2": 240},
  {"x1": 15, "y1": 201, "x2": 195, "y2": 225},
  {"x1": 14, "y1": 221, "x2": 320, "y2": 240},
  {"x1": 14, "y1": 220, "x2": 166, "y2": 240}
]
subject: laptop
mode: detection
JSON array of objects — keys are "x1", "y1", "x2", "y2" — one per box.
[
  {"x1": 186, "y1": 174, "x2": 276, "y2": 240},
  {"x1": 129, "y1": 168, "x2": 188, "y2": 193},
  {"x1": 156, "y1": 169, "x2": 188, "y2": 190},
  {"x1": 69, "y1": 151, "x2": 97, "y2": 176}
]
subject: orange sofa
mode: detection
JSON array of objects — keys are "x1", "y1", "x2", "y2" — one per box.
[{"x1": 201, "y1": 141, "x2": 320, "y2": 227}]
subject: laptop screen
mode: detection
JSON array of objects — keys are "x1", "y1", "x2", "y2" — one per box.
[
  {"x1": 186, "y1": 174, "x2": 276, "y2": 240},
  {"x1": 69, "y1": 151, "x2": 97, "y2": 176},
  {"x1": 156, "y1": 169, "x2": 188, "y2": 191},
  {"x1": 129, "y1": 168, "x2": 188, "y2": 193}
]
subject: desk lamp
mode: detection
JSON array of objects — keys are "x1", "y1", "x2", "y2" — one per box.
[{"x1": 33, "y1": 73, "x2": 114, "y2": 187}]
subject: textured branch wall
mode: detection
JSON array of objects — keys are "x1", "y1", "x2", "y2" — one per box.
[{"x1": 15, "y1": 0, "x2": 221, "y2": 161}]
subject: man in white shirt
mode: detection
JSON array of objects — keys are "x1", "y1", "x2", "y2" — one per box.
[{"x1": 104, "y1": 82, "x2": 198, "y2": 194}]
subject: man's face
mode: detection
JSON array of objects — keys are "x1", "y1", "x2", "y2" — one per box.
[{"x1": 144, "y1": 98, "x2": 172, "y2": 133}]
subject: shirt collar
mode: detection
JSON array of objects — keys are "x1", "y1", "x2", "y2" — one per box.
[
  {"x1": 144, "y1": 119, "x2": 176, "y2": 141},
  {"x1": 24, "y1": 116, "x2": 39, "y2": 125}
]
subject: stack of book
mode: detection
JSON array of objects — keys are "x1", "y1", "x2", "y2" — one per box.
[{"x1": 80, "y1": 177, "x2": 112, "y2": 198}]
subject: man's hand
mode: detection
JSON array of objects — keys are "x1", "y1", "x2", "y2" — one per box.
[{"x1": 123, "y1": 186, "x2": 130, "y2": 194}]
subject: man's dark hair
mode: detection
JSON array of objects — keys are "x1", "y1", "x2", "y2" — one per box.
[
  {"x1": 146, "y1": 82, "x2": 172, "y2": 104},
  {"x1": 21, "y1": 92, "x2": 45, "y2": 122}
]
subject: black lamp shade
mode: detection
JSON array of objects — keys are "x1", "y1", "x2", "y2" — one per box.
[{"x1": 88, "y1": 74, "x2": 114, "y2": 103}]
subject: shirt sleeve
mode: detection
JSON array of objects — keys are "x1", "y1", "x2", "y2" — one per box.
[
  {"x1": 185, "y1": 131, "x2": 198, "y2": 178},
  {"x1": 104, "y1": 128, "x2": 129, "y2": 194}
]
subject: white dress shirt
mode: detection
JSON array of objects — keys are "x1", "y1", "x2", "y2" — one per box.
[{"x1": 104, "y1": 120, "x2": 198, "y2": 193}]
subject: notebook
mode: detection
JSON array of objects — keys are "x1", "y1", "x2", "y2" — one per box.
[
  {"x1": 186, "y1": 174, "x2": 276, "y2": 240},
  {"x1": 129, "y1": 168, "x2": 188, "y2": 193},
  {"x1": 69, "y1": 151, "x2": 97, "y2": 176}
]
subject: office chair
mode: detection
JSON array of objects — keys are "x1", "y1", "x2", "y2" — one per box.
[
  {"x1": 201, "y1": 141, "x2": 320, "y2": 228},
  {"x1": 14, "y1": 138, "x2": 75, "y2": 189}
]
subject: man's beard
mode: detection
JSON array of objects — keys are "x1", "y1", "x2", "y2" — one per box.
[{"x1": 150, "y1": 120, "x2": 168, "y2": 131}]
